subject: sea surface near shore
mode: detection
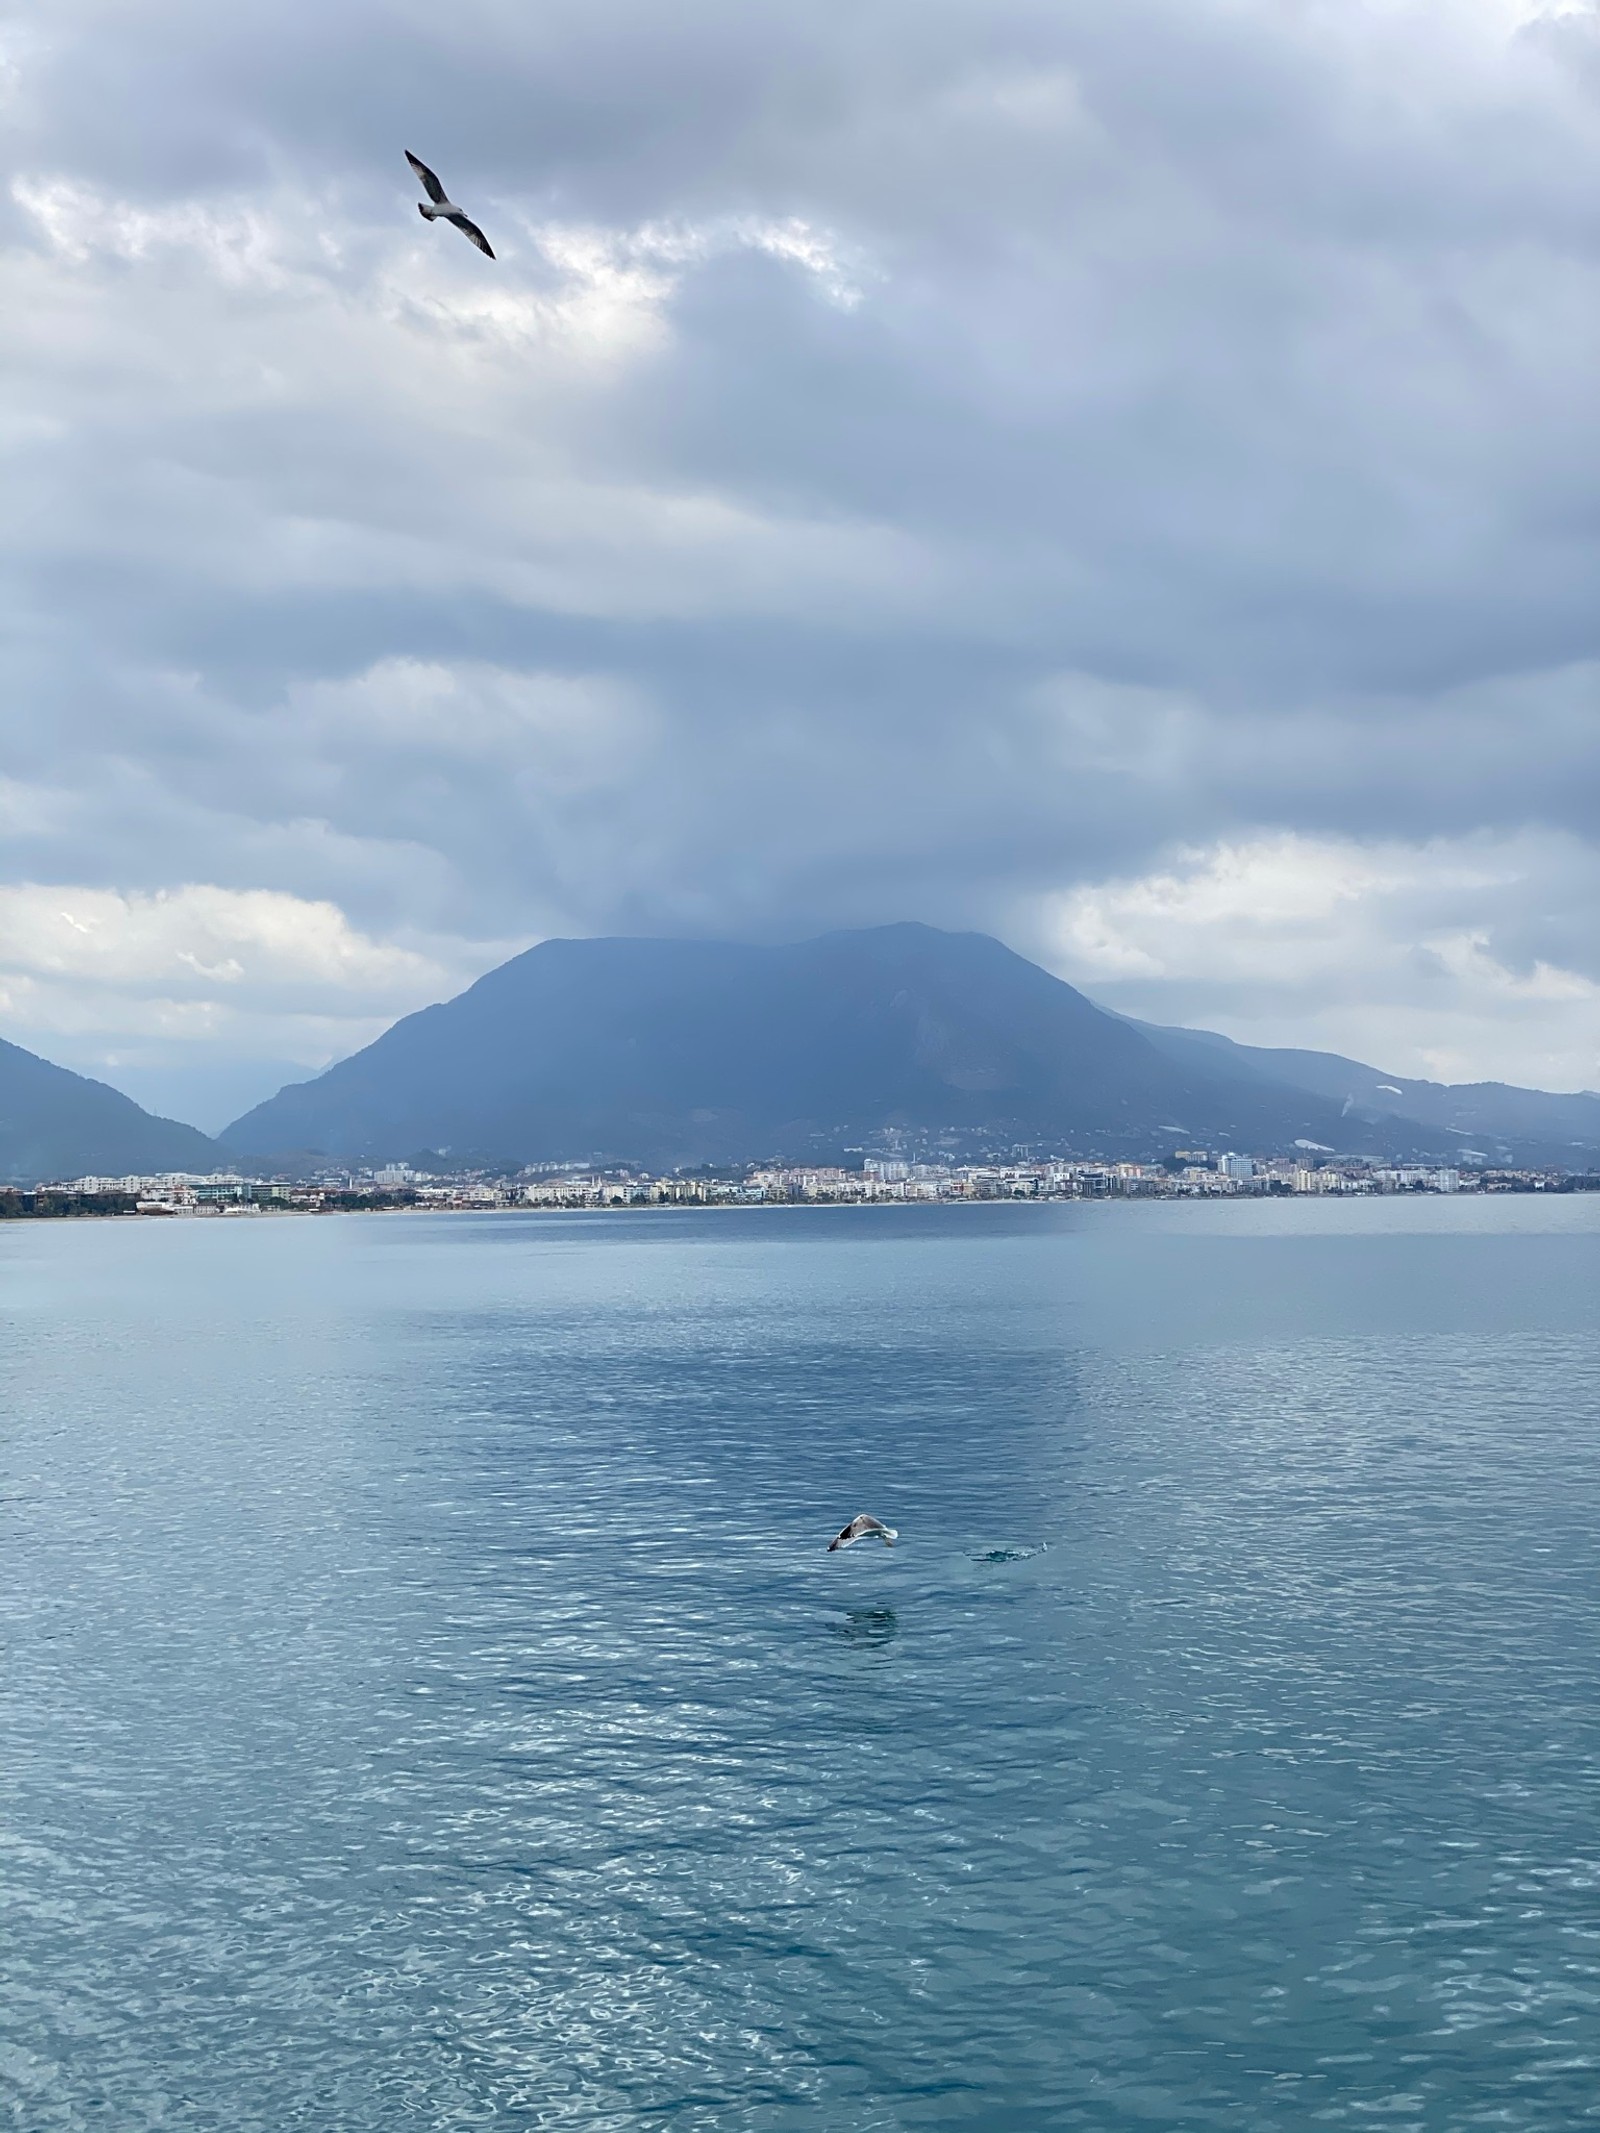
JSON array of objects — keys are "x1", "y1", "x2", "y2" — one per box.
[{"x1": 4, "y1": 1196, "x2": 1599, "y2": 2130}]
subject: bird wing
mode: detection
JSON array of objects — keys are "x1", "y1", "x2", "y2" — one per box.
[
  {"x1": 406, "y1": 150, "x2": 448, "y2": 205},
  {"x1": 448, "y1": 213, "x2": 495, "y2": 259}
]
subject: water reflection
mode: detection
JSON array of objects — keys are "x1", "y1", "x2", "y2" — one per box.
[{"x1": 829, "y1": 1605, "x2": 900, "y2": 1648}]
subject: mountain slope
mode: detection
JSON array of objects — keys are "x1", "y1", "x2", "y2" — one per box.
[
  {"x1": 1130, "y1": 1020, "x2": 1600, "y2": 1168},
  {"x1": 222, "y1": 924, "x2": 1464, "y2": 1169},
  {"x1": 0, "y1": 1037, "x2": 221, "y2": 1183}
]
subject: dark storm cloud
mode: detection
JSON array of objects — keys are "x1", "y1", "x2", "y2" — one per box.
[{"x1": 2, "y1": 0, "x2": 1599, "y2": 1111}]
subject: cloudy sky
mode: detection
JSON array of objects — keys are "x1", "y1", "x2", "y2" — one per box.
[{"x1": 3, "y1": 0, "x2": 1599, "y2": 1129}]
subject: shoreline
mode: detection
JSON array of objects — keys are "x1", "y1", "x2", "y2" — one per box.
[{"x1": 6, "y1": 1180, "x2": 1597, "y2": 1225}]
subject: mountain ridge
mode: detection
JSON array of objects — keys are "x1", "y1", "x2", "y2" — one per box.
[
  {"x1": 0, "y1": 1036, "x2": 221, "y2": 1184},
  {"x1": 221, "y1": 923, "x2": 1501, "y2": 1171},
  {"x1": 6, "y1": 924, "x2": 1588, "y2": 1183},
  {"x1": 1128, "y1": 1018, "x2": 1600, "y2": 1166}
]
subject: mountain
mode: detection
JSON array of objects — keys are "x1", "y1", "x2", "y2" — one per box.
[
  {"x1": 222, "y1": 923, "x2": 1471, "y2": 1171},
  {"x1": 1130, "y1": 1020, "x2": 1600, "y2": 1170},
  {"x1": 0, "y1": 1036, "x2": 221, "y2": 1184}
]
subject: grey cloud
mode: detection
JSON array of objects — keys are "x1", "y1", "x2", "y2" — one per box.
[{"x1": 3, "y1": 0, "x2": 1600, "y2": 1111}]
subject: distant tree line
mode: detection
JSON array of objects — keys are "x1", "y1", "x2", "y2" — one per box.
[
  {"x1": 0, "y1": 1190, "x2": 138, "y2": 1219},
  {"x1": 317, "y1": 1189, "x2": 419, "y2": 1211}
]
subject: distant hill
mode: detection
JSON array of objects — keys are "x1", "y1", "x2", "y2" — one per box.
[
  {"x1": 1130, "y1": 1020, "x2": 1600, "y2": 1170},
  {"x1": 0, "y1": 1037, "x2": 221, "y2": 1184},
  {"x1": 221, "y1": 923, "x2": 1474, "y2": 1171}
]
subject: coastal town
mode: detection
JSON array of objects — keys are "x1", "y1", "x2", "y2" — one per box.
[{"x1": 6, "y1": 1148, "x2": 1596, "y2": 1217}]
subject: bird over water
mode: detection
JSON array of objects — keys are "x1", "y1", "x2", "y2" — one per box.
[
  {"x1": 405, "y1": 152, "x2": 495, "y2": 259},
  {"x1": 829, "y1": 1514, "x2": 898, "y2": 1552}
]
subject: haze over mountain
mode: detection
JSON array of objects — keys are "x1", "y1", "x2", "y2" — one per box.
[
  {"x1": 223, "y1": 924, "x2": 1507, "y2": 1173},
  {"x1": 0, "y1": 1037, "x2": 221, "y2": 1184},
  {"x1": 1, "y1": 924, "x2": 1588, "y2": 1183}
]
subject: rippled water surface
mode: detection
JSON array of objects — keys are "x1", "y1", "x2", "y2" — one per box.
[{"x1": 5, "y1": 1197, "x2": 1600, "y2": 2130}]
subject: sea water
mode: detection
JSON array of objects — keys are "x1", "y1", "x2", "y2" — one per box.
[{"x1": 3, "y1": 1197, "x2": 1599, "y2": 2131}]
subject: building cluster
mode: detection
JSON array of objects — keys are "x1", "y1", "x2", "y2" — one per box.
[
  {"x1": 430, "y1": 1153, "x2": 1577, "y2": 1207},
  {"x1": 18, "y1": 1151, "x2": 1592, "y2": 1218},
  {"x1": 55, "y1": 1172, "x2": 410, "y2": 1213}
]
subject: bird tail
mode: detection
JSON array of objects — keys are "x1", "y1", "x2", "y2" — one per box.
[{"x1": 882, "y1": 1527, "x2": 898, "y2": 1545}]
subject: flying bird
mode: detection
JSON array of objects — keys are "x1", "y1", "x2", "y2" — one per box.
[
  {"x1": 405, "y1": 151, "x2": 495, "y2": 259},
  {"x1": 828, "y1": 1514, "x2": 898, "y2": 1552}
]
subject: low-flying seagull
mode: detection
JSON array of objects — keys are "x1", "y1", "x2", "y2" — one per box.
[
  {"x1": 406, "y1": 151, "x2": 495, "y2": 259},
  {"x1": 828, "y1": 1514, "x2": 898, "y2": 1552}
]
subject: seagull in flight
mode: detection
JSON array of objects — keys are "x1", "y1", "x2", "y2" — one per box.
[
  {"x1": 828, "y1": 1514, "x2": 898, "y2": 1552},
  {"x1": 406, "y1": 151, "x2": 495, "y2": 259}
]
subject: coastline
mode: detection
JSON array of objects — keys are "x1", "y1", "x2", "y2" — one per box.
[{"x1": 6, "y1": 1180, "x2": 1597, "y2": 1224}]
